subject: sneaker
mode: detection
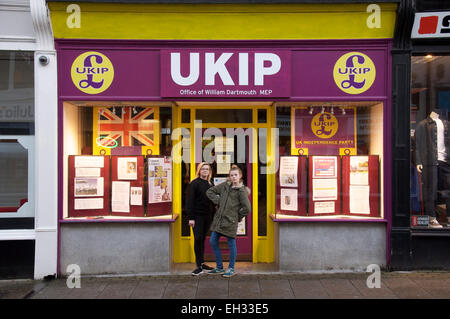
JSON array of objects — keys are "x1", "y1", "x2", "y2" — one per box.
[
  {"x1": 222, "y1": 268, "x2": 235, "y2": 278},
  {"x1": 208, "y1": 268, "x2": 225, "y2": 274},
  {"x1": 191, "y1": 267, "x2": 203, "y2": 276},
  {"x1": 429, "y1": 218, "x2": 443, "y2": 228},
  {"x1": 201, "y1": 263, "x2": 214, "y2": 271}
]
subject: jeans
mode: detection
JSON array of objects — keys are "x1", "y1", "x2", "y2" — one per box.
[
  {"x1": 193, "y1": 215, "x2": 212, "y2": 267},
  {"x1": 209, "y1": 231, "x2": 236, "y2": 269}
]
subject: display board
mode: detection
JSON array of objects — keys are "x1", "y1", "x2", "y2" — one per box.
[
  {"x1": 146, "y1": 156, "x2": 172, "y2": 217},
  {"x1": 110, "y1": 155, "x2": 145, "y2": 217},
  {"x1": 68, "y1": 155, "x2": 110, "y2": 217},
  {"x1": 308, "y1": 156, "x2": 341, "y2": 216},
  {"x1": 292, "y1": 107, "x2": 357, "y2": 156},
  {"x1": 342, "y1": 155, "x2": 379, "y2": 217},
  {"x1": 276, "y1": 156, "x2": 307, "y2": 216}
]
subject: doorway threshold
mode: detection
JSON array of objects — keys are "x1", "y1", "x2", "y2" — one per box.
[{"x1": 171, "y1": 262, "x2": 278, "y2": 275}]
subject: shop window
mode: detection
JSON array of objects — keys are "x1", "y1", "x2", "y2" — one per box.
[
  {"x1": 63, "y1": 102, "x2": 173, "y2": 219},
  {"x1": 410, "y1": 55, "x2": 450, "y2": 229},
  {"x1": 196, "y1": 108, "x2": 252, "y2": 123},
  {"x1": 0, "y1": 51, "x2": 34, "y2": 135},
  {"x1": 0, "y1": 51, "x2": 34, "y2": 229},
  {"x1": 275, "y1": 103, "x2": 384, "y2": 219}
]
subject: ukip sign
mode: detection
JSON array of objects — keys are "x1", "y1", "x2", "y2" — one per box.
[
  {"x1": 160, "y1": 50, "x2": 291, "y2": 98},
  {"x1": 293, "y1": 107, "x2": 357, "y2": 156}
]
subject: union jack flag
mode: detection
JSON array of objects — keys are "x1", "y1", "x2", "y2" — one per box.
[{"x1": 96, "y1": 106, "x2": 156, "y2": 148}]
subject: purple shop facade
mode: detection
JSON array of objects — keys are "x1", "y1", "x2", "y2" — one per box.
[{"x1": 56, "y1": 39, "x2": 393, "y2": 269}]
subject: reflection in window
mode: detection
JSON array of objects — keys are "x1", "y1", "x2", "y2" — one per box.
[
  {"x1": 0, "y1": 51, "x2": 34, "y2": 135},
  {"x1": 0, "y1": 140, "x2": 28, "y2": 210}
]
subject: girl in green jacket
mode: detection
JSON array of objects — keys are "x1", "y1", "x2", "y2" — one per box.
[{"x1": 206, "y1": 165, "x2": 251, "y2": 277}]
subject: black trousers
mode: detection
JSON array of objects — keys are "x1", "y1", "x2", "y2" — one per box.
[
  {"x1": 421, "y1": 161, "x2": 450, "y2": 217},
  {"x1": 193, "y1": 214, "x2": 212, "y2": 267}
]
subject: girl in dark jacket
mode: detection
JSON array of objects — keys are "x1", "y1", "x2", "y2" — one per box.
[
  {"x1": 206, "y1": 165, "x2": 251, "y2": 277},
  {"x1": 186, "y1": 162, "x2": 216, "y2": 276}
]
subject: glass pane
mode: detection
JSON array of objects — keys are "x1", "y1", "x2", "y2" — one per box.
[
  {"x1": 411, "y1": 55, "x2": 450, "y2": 228},
  {"x1": 258, "y1": 129, "x2": 267, "y2": 236},
  {"x1": 196, "y1": 109, "x2": 252, "y2": 123},
  {"x1": 276, "y1": 103, "x2": 383, "y2": 219},
  {"x1": 181, "y1": 109, "x2": 190, "y2": 123},
  {"x1": 258, "y1": 109, "x2": 267, "y2": 123},
  {"x1": 0, "y1": 51, "x2": 34, "y2": 135},
  {"x1": 0, "y1": 140, "x2": 28, "y2": 210},
  {"x1": 63, "y1": 104, "x2": 172, "y2": 218}
]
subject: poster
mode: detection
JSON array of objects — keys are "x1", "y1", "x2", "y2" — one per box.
[
  {"x1": 280, "y1": 188, "x2": 298, "y2": 211},
  {"x1": 111, "y1": 181, "x2": 130, "y2": 213},
  {"x1": 117, "y1": 157, "x2": 137, "y2": 180},
  {"x1": 279, "y1": 156, "x2": 298, "y2": 187},
  {"x1": 312, "y1": 178, "x2": 338, "y2": 201},
  {"x1": 74, "y1": 198, "x2": 104, "y2": 210},
  {"x1": 130, "y1": 187, "x2": 143, "y2": 206},
  {"x1": 213, "y1": 177, "x2": 228, "y2": 186},
  {"x1": 74, "y1": 177, "x2": 104, "y2": 197},
  {"x1": 75, "y1": 156, "x2": 104, "y2": 168},
  {"x1": 314, "y1": 201, "x2": 335, "y2": 214},
  {"x1": 215, "y1": 137, "x2": 234, "y2": 153},
  {"x1": 293, "y1": 107, "x2": 356, "y2": 155},
  {"x1": 75, "y1": 167, "x2": 101, "y2": 177},
  {"x1": 216, "y1": 154, "x2": 231, "y2": 175},
  {"x1": 350, "y1": 156, "x2": 369, "y2": 185},
  {"x1": 148, "y1": 157, "x2": 172, "y2": 203},
  {"x1": 349, "y1": 185, "x2": 370, "y2": 214},
  {"x1": 313, "y1": 156, "x2": 337, "y2": 178}
]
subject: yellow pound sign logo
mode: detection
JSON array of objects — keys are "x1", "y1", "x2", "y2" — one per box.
[
  {"x1": 311, "y1": 112, "x2": 338, "y2": 139},
  {"x1": 71, "y1": 51, "x2": 114, "y2": 94},
  {"x1": 333, "y1": 52, "x2": 376, "y2": 95}
]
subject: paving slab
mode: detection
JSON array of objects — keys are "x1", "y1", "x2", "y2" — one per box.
[
  {"x1": 290, "y1": 280, "x2": 330, "y2": 299},
  {"x1": 382, "y1": 277, "x2": 435, "y2": 299},
  {"x1": 319, "y1": 279, "x2": 363, "y2": 299},
  {"x1": 350, "y1": 279, "x2": 398, "y2": 299},
  {"x1": 228, "y1": 279, "x2": 261, "y2": 299},
  {"x1": 129, "y1": 279, "x2": 168, "y2": 299},
  {"x1": 163, "y1": 279, "x2": 198, "y2": 299},
  {"x1": 196, "y1": 278, "x2": 229, "y2": 299},
  {"x1": 96, "y1": 279, "x2": 139, "y2": 299},
  {"x1": 259, "y1": 279, "x2": 294, "y2": 299}
]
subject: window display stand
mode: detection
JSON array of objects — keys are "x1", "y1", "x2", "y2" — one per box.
[
  {"x1": 275, "y1": 156, "x2": 307, "y2": 216},
  {"x1": 68, "y1": 155, "x2": 110, "y2": 217}
]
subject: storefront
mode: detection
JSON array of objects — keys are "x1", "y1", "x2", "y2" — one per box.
[
  {"x1": 0, "y1": 0, "x2": 57, "y2": 279},
  {"x1": 48, "y1": 1, "x2": 398, "y2": 275},
  {"x1": 391, "y1": 0, "x2": 450, "y2": 270}
]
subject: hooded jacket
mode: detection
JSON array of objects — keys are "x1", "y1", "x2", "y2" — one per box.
[{"x1": 206, "y1": 181, "x2": 251, "y2": 238}]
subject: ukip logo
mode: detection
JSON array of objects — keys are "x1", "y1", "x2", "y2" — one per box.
[
  {"x1": 311, "y1": 112, "x2": 338, "y2": 139},
  {"x1": 333, "y1": 52, "x2": 376, "y2": 95},
  {"x1": 71, "y1": 51, "x2": 114, "y2": 94}
]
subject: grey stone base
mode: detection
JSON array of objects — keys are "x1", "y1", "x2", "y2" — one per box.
[
  {"x1": 275, "y1": 222, "x2": 386, "y2": 272},
  {"x1": 59, "y1": 223, "x2": 173, "y2": 276}
]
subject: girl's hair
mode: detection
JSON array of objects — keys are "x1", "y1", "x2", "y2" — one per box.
[{"x1": 195, "y1": 162, "x2": 212, "y2": 183}]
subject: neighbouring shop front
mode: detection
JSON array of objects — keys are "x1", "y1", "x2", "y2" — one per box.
[
  {"x1": 48, "y1": 1, "x2": 398, "y2": 276},
  {"x1": 391, "y1": 0, "x2": 450, "y2": 270}
]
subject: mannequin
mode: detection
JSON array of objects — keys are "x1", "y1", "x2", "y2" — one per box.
[{"x1": 414, "y1": 108, "x2": 450, "y2": 228}]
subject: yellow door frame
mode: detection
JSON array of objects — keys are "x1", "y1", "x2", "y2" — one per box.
[{"x1": 172, "y1": 104, "x2": 275, "y2": 263}]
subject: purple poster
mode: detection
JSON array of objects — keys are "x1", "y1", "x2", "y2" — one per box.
[
  {"x1": 293, "y1": 107, "x2": 357, "y2": 156},
  {"x1": 160, "y1": 49, "x2": 291, "y2": 98}
]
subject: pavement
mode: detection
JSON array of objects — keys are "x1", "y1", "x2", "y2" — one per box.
[{"x1": 1, "y1": 264, "x2": 449, "y2": 300}]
